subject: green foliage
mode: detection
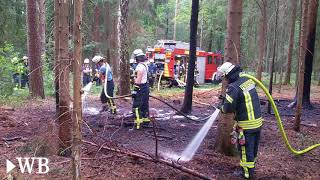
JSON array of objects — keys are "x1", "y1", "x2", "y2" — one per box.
[
  {"x1": 0, "y1": 43, "x2": 19, "y2": 96},
  {"x1": 0, "y1": 0, "x2": 27, "y2": 54}
]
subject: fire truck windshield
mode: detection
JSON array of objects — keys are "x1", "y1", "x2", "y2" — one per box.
[{"x1": 164, "y1": 43, "x2": 176, "y2": 49}]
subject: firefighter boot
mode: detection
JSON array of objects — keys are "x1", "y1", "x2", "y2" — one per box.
[
  {"x1": 110, "y1": 106, "x2": 117, "y2": 115},
  {"x1": 108, "y1": 100, "x2": 117, "y2": 115},
  {"x1": 134, "y1": 108, "x2": 143, "y2": 129}
]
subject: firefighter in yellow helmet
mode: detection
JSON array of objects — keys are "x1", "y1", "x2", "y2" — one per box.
[{"x1": 213, "y1": 62, "x2": 263, "y2": 179}]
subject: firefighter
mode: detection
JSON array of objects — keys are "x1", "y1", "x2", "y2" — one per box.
[
  {"x1": 92, "y1": 55, "x2": 117, "y2": 114},
  {"x1": 148, "y1": 58, "x2": 157, "y2": 88},
  {"x1": 11, "y1": 57, "x2": 21, "y2": 88},
  {"x1": 20, "y1": 56, "x2": 29, "y2": 88},
  {"x1": 213, "y1": 62, "x2": 263, "y2": 179},
  {"x1": 82, "y1": 58, "x2": 92, "y2": 86},
  {"x1": 131, "y1": 49, "x2": 150, "y2": 129}
]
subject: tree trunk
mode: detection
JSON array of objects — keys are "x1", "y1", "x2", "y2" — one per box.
[
  {"x1": 284, "y1": 0, "x2": 298, "y2": 85},
  {"x1": 295, "y1": 0, "x2": 303, "y2": 87},
  {"x1": 104, "y1": 1, "x2": 111, "y2": 60},
  {"x1": 110, "y1": 1, "x2": 119, "y2": 82},
  {"x1": 26, "y1": 0, "x2": 45, "y2": 99},
  {"x1": 93, "y1": 4, "x2": 100, "y2": 55},
  {"x1": 294, "y1": 0, "x2": 309, "y2": 132},
  {"x1": 118, "y1": 0, "x2": 130, "y2": 95},
  {"x1": 256, "y1": 0, "x2": 267, "y2": 81},
  {"x1": 180, "y1": 0, "x2": 199, "y2": 114},
  {"x1": 278, "y1": 66, "x2": 283, "y2": 93},
  {"x1": 214, "y1": 0, "x2": 243, "y2": 156},
  {"x1": 58, "y1": 0, "x2": 72, "y2": 156},
  {"x1": 199, "y1": 13, "x2": 204, "y2": 49},
  {"x1": 37, "y1": 0, "x2": 46, "y2": 55},
  {"x1": 54, "y1": 0, "x2": 60, "y2": 113},
  {"x1": 72, "y1": 0, "x2": 82, "y2": 178},
  {"x1": 173, "y1": 0, "x2": 179, "y2": 40},
  {"x1": 301, "y1": 0, "x2": 319, "y2": 109},
  {"x1": 207, "y1": 29, "x2": 213, "y2": 52},
  {"x1": 165, "y1": 0, "x2": 169, "y2": 39},
  {"x1": 267, "y1": 0, "x2": 279, "y2": 114}
]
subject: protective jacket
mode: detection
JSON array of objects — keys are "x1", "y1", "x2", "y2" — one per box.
[
  {"x1": 221, "y1": 67, "x2": 263, "y2": 130},
  {"x1": 220, "y1": 66, "x2": 263, "y2": 179}
]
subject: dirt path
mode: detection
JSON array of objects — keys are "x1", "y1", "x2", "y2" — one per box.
[{"x1": 0, "y1": 87, "x2": 320, "y2": 179}]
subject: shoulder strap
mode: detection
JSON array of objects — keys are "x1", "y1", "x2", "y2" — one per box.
[{"x1": 141, "y1": 63, "x2": 149, "y2": 73}]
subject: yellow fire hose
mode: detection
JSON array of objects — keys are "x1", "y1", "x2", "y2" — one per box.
[{"x1": 242, "y1": 73, "x2": 320, "y2": 155}]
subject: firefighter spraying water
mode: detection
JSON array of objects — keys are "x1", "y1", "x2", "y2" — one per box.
[{"x1": 79, "y1": 49, "x2": 320, "y2": 180}]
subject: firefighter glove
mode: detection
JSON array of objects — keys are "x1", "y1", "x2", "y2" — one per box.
[
  {"x1": 131, "y1": 85, "x2": 140, "y2": 98},
  {"x1": 230, "y1": 130, "x2": 238, "y2": 145},
  {"x1": 238, "y1": 129, "x2": 246, "y2": 146}
]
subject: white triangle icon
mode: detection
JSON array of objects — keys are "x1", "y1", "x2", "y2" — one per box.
[{"x1": 6, "y1": 160, "x2": 16, "y2": 173}]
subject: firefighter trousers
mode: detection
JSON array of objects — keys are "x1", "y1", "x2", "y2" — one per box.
[
  {"x1": 132, "y1": 83, "x2": 149, "y2": 128},
  {"x1": 100, "y1": 80, "x2": 116, "y2": 114},
  {"x1": 239, "y1": 128, "x2": 261, "y2": 179}
]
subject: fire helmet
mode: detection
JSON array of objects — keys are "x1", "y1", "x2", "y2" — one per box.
[
  {"x1": 212, "y1": 62, "x2": 236, "y2": 82},
  {"x1": 133, "y1": 49, "x2": 144, "y2": 57},
  {"x1": 84, "y1": 58, "x2": 90, "y2": 64},
  {"x1": 92, "y1": 55, "x2": 104, "y2": 63}
]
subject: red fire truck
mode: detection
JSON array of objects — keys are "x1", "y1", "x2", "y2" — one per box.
[{"x1": 150, "y1": 40, "x2": 222, "y2": 84}]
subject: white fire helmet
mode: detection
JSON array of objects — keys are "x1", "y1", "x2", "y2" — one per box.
[
  {"x1": 92, "y1": 55, "x2": 104, "y2": 63},
  {"x1": 213, "y1": 62, "x2": 235, "y2": 81},
  {"x1": 84, "y1": 58, "x2": 90, "y2": 64},
  {"x1": 133, "y1": 49, "x2": 144, "y2": 57},
  {"x1": 22, "y1": 56, "x2": 28, "y2": 60}
]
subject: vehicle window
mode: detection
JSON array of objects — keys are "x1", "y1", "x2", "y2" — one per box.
[{"x1": 207, "y1": 56, "x2": 213, "y2": 64}]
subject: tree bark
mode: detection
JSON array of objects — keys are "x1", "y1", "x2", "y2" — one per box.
[
  {"x1": 267, "y1": 0, "x2": 279, "y2": 114},
  {"x1": 301, "y1": 0, "x2": 319, "y2": 109},
  {"x1": 57, "y1": 0, "x2": 72, "y2": 155},
  {"x1": 26, "y1": 0, "x2": 45, "y2": 99},
  {"x1": 284, "y1": 0, "x2": 298, "y2": 85},
  {"x1": 214, "y1": 0, "x2": 242, "y2": 156},
  {"x1": 295, "y1": 0, "x2": 303, "y2": 87},
  {"x1": 72, "y1": 0, "x2": 83, "y2": 178},
  {"x1": 207, "y1": 28, "x2": 213, "y2": 52},
  {"x1": 256, "y1": 0, "x2": 267, "y2": 81},
  {"x1": 294, "y1": 0, "x2": 309, "y2": 132},
  {"x1": 118, "y1": 0, "x2": 130, "y2": 95},
  {"x1": 93, "y1": 4, "x2": 100, "y2": 55},
  {"x1": 173, "y1": 0, "x2": 179, "y2": 40},
  {"x1": 54, "y1": 0, "x2": 60, "y2": 112},
  {"x1": 110, "y1": 1, "x2": 119, "y2": 82},
  {"x1": 165, "y1": 0, "x2": 169, "y2": 39},
  {"x1": 37, "y1": 0, "x2": 46, "y2": 55},
  {"x1": 104, "y1": 1, "x2": 112, "y2": 62},
  {"x1": 180, "y1": 0, "x2": 199, "y2": 114}
]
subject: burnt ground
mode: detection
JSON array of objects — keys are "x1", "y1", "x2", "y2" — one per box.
[{"x1": 0, "y1": 85, "x2": 320, "y2": 180}]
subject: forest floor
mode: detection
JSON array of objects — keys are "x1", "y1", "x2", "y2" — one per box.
[{"x1": 0, "y1": 84, "x2": 320, "y2": 179}]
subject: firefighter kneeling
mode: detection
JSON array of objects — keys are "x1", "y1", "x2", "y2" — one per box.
[
  {"x1": 213, "y1": 62, "x2": 263, "y2": 179},
  {"x1": 131, "y1": 49, "x2": 150, "y2": 129}
]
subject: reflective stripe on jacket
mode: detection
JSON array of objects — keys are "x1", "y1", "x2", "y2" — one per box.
[{"x1": 221, "y1": 75, "x2": 263, "y2": 130}]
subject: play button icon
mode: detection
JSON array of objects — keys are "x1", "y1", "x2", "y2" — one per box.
[{"x1": 6, "y1": 160, "x2": 16, "y2": 173}]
